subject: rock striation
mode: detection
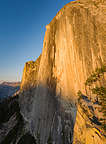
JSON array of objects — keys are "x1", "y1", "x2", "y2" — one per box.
[
  {"x1": 0, "y1": 95, "x2": 36, "y2": 144},
  {"x1": 0, "y1": 0, "x2": 105, "y2": 144},
  {"x1": 19, "y1": 0, "x2": 106, "y2": 144},
  {"x1": 21, "y1": 54, "x2": 41, "y2": 90}
]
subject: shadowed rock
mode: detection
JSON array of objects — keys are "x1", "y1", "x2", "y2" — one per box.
[{"x1": 0, "y1": 0, "x2": 106, "y2": 143}]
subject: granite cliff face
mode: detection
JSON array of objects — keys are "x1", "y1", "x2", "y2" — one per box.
[
  {"x1": 8, "y1": 0, "x2": 106, "y2": 144},
  {"x1": 0, "y1": 95, "x2": 37, "y2": 144},
  {"x1": 21, "y1": 55, "x2": 41, "y2": 90}
]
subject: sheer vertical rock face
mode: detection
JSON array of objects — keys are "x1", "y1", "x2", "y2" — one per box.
[
  {"x1": 38, "y1": 0, "x2": 105, "y2": 100},
  {"x1": 21, "y1": 55, "x2": 41, "y2": 90},
  {"x1": 20, "y1": 0, "x2": 106, "y2": 144}
]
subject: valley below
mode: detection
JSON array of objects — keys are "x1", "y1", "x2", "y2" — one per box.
[{"x1": 0, "y1": 0, "x2": 106, "y2": 144}]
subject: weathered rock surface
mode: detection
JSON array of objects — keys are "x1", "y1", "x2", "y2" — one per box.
[
  {"x1": 0, "y1": 0, "x2": 106, "y2": 144},
  {"x1": 0, "y1": 95, "x2": 36, "y2": 144},
  {"x1": 21, "y1": 55, "x2": 41, "y2": 90},
  {"x1": 73, "y1": 97, "x2": 106, "y2": 144},
  {"x1": 19, "y1": 0, "x2": 106, "y2": 144}
]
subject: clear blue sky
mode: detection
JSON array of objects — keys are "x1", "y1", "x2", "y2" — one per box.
[{"x1": 0, "y1": 0, "x2": 74, "y2": 82}]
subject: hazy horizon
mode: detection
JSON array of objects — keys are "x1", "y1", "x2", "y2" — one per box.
[{"x1": 0, "y1": 0, "x2": 74, "y2": 82}]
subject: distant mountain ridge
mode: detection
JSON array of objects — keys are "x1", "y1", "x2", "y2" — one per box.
[
  {"x1": 1, "y1": 81, "x2": 20, "y2": 87},
  {"x1": 0, "y1": 81, "x2": 20, "y2": 99},
  {"x1": 0, "y1": 80, "x2": 4, "y2": 84},
  {"x1": 0, "y1": 0, "x2": 105, "y2": 144}
]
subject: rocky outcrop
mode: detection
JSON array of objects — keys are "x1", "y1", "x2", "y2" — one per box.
[
  {"x1": 0, "y1": 95, "x2": 37, "y2": 144},
  {"x1": 21, "y1": 55, "x2": 41, "y2": 90},
  {"x1": 74, "y1": 109, "x2": 105, "y2": 144},
  {"x1": 73, "y1": 97, "x2": 106, "y2": 144},
  {"x1": 1, "y1": 0, "x2": 105, "y2": 144},
  {"x1": 19, "y1": 0, "x2": 106, "y2": 144}
]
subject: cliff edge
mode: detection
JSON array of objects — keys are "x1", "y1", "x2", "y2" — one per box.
[{"x1": 19, "y1": 0, "x2": 106, "y2": 144}]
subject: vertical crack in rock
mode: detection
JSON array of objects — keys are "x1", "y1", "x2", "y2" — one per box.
[{"x1": 19, "y1": 0, "x2": 106, "y2": 144}]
